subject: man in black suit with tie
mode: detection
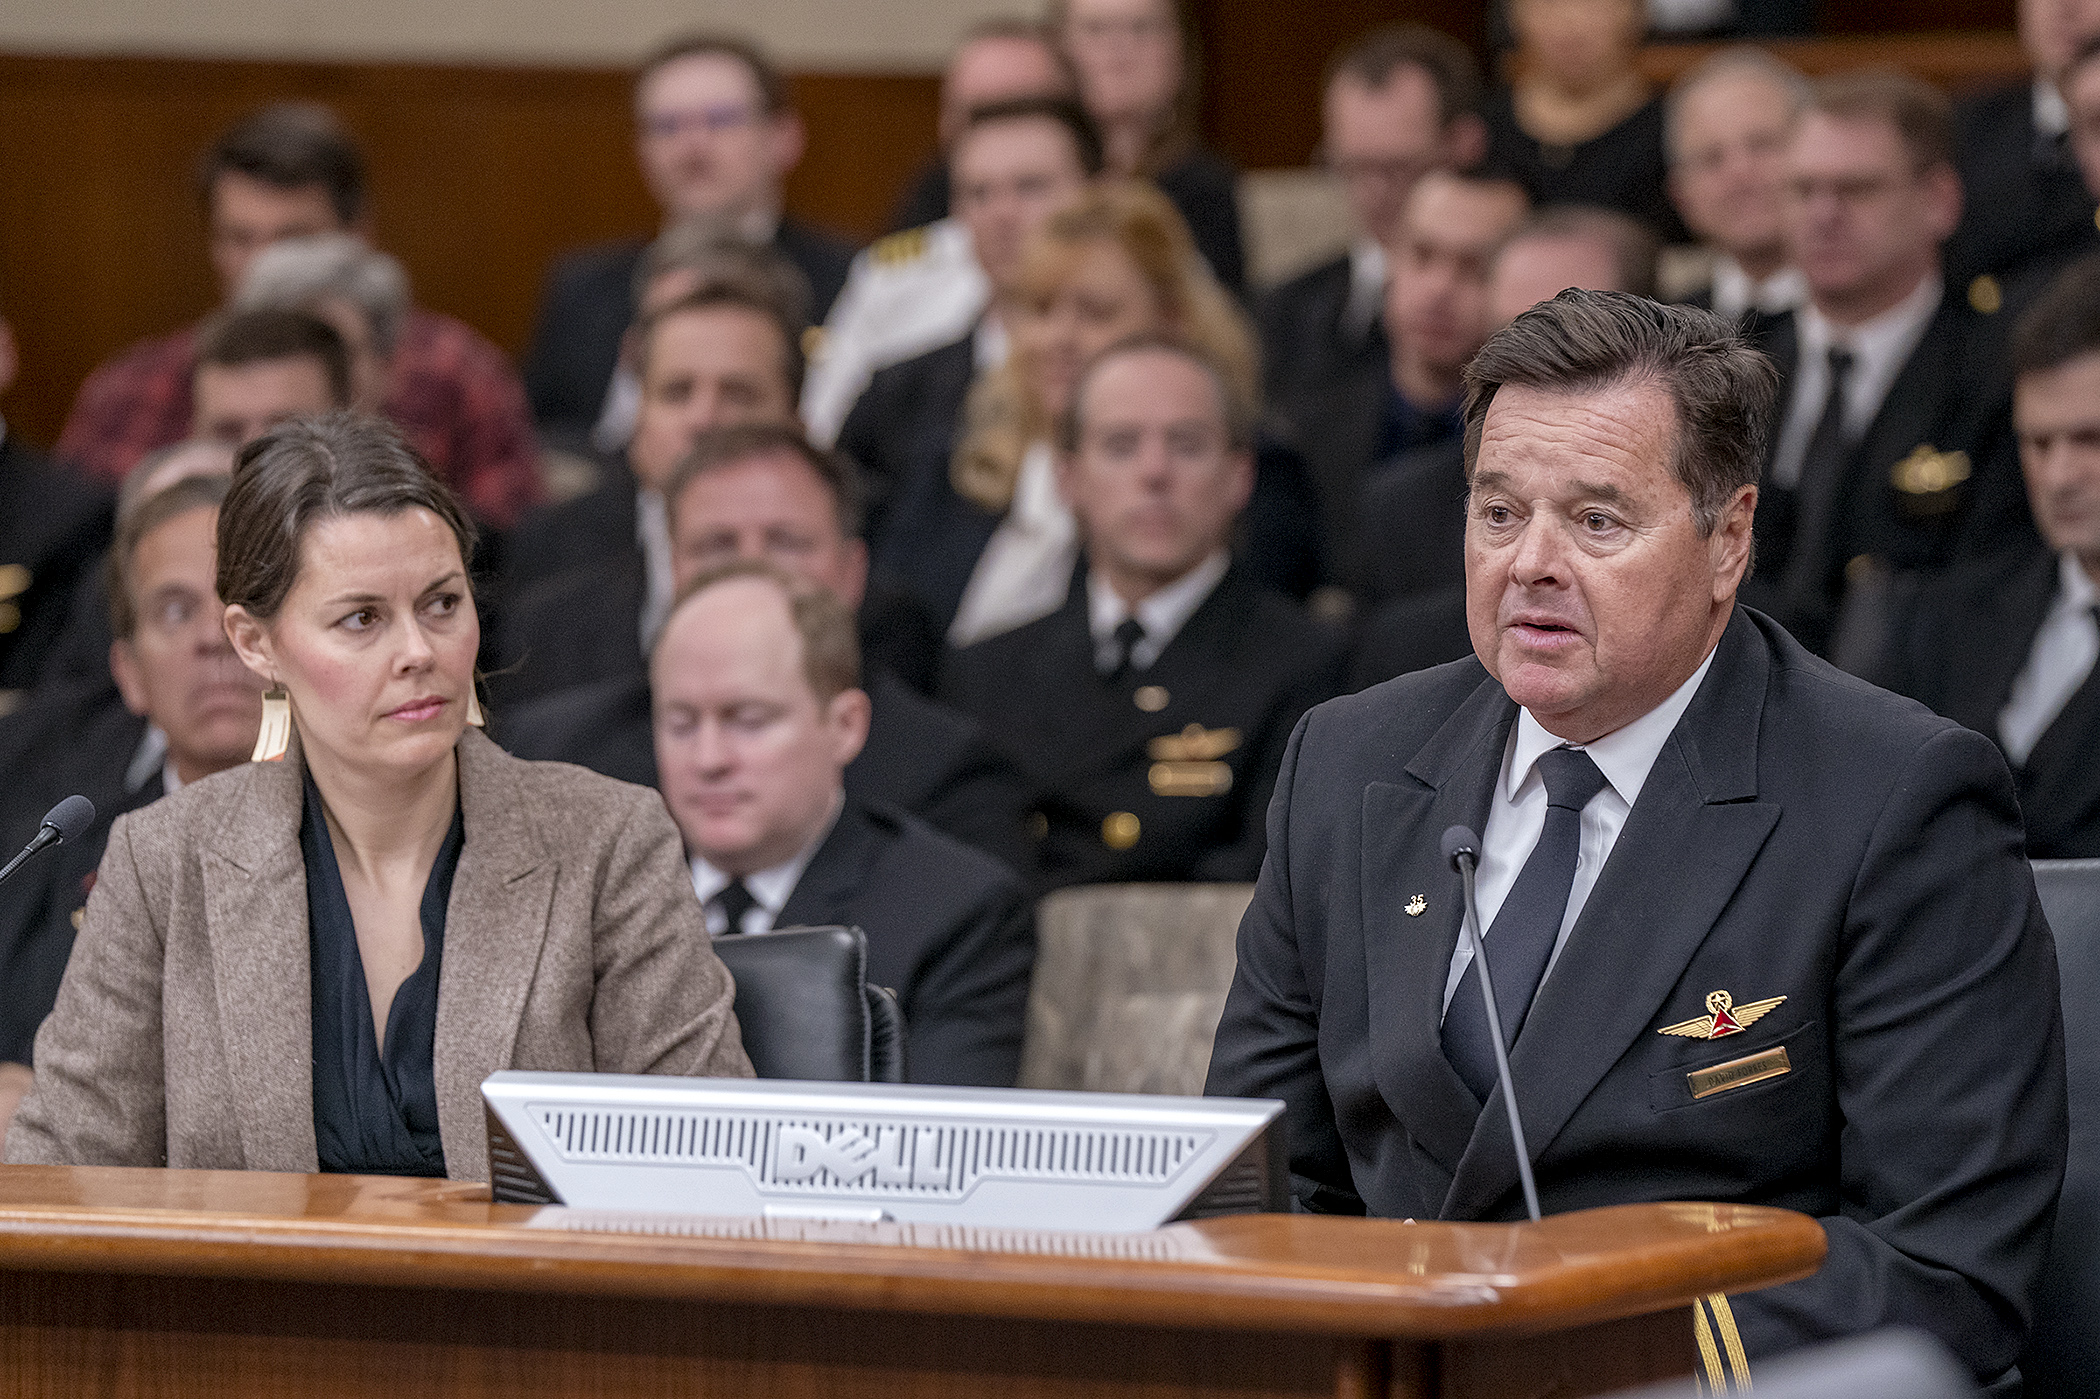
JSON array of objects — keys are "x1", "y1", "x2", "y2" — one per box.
[
  {"x1": 1207, "y1": 290, "x2": 2067, "y2": 1388},
  {"x1": 500, "y1": 423, "x2": 1031, "y2": 875},
  {"x1": 1885, "y1": 254, "x2": 2100, "y2": 858},
  {"x1": 521, "y1": 34, "x2": 854, "y2": 446},
  {"x1": 1258, "y1": 26, "x2": 1485, "y2": 420},
  {"x1": 942, "y1": 337, "x2": 1343, "y2": 889},
  {"x1": 1749, "y1": 71, "x2": 2033, "y2": 659},
  {"x1": 0, "y1": 473, "x2": 261, "y2": 1145},
  {"x1": 653, "y1": 561, "x2": 1034, "y2": 1087}
]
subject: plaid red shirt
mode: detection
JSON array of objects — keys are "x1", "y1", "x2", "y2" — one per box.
[{"x1": 56, "y1": 307, "x2": 543, "y2": 529}]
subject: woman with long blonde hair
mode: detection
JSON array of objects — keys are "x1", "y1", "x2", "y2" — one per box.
[{"x1": 876, "y1": 180, "x2": 1299, "y2": 645}]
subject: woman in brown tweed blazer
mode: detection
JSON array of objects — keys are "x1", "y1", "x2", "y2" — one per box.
[{"x1": 4, "y1": 413, "x2": 749, "y2": 1181}]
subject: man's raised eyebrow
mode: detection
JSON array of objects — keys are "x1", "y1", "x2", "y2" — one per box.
[{"x1": 1572, "y1": 480, "x2": 1628, "y2": 503}]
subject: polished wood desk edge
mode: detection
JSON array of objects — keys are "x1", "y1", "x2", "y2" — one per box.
[{"x1": 0, "y1": 1167, "x2": 1826, "y2": 1337}]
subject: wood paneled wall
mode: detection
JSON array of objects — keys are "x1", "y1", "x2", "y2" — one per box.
[{"x1": 0, "y1": 55, "x2": 938, "y2": 449}]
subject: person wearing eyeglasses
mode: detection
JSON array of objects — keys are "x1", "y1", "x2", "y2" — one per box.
[{"x1": 522, "y1": 34, "x2": 856, "y2": 449}]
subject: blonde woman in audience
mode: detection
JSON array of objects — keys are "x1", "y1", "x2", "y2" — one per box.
[
  {"x1": 875, "y1": 180, "x2": 1258, "y2": 645},
  {"x1": 4, "y1": 414, "x2": 750, "y2": 1181}
]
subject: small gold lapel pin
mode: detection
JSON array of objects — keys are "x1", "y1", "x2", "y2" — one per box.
[
  {"x1": 1404, "y1": 893, "x2": 1427, "y2": 917},
  {"x1": 1659, "y1": 990, "x2": 1786, "y2": 1040}
]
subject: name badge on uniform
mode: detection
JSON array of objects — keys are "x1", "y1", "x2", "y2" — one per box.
[{"x1": 1147, "y1": 725, "x2": 1240, "y2": 797}]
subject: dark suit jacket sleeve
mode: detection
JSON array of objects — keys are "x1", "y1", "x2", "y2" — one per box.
[
  {"x1": 1203, "y1": 709, "x2": 1363, "y2": 1213},
  {"x1": 4, "y1": 812, "x2": 169, "y2": 1166},
  {"x1": 1731, "y1": 723, "x2": 2066, "y2": 1376},
  {"x1": 903, "y1": 873, "x2": 1036, "y2": 1089}
]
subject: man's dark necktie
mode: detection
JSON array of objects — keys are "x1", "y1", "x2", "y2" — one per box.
[
  {"x1": 1775, "y1": 346, "x2": 1857, "y2": 632},
  {"x1": 708, "y1": 879, "x2": 759, "y2": 937},
  {"x1": 1798, "y1": 345, "x2": 1856, "y2": 499},
  {"x1": 1442, "y1": 747, "x2": 1611, "y2": 1103},
  {"x1": 1104, "y1": 617, "x2": 1146, "y2": 682}
]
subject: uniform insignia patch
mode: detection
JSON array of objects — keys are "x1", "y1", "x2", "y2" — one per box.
[
  {"x1": 1146, "y1": 724, "x2": 1241, "y2": 762},
  {"x1": 1890, "y1": 444, "x2": 1971, "y2": 500},
  {"x1": 1659, "y1": 990, "x2": 1785, "y2": 1040}
]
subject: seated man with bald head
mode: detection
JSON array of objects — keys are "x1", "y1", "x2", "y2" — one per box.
[
  {"x1": 653, "y1": 562, "x2": 1034, "y2": 1086},
  {"x1": 1209, "y1": 290, "x2": 2064, "y2": 1386}
]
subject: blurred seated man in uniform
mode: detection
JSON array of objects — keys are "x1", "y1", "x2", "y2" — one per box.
[
  {"x1": 1208, "y1": 290, "x2": 2065, "y2": 1388},
  {"x1": 1749, "y1": 71, "x2": 2031, "y2": 658},
  {"x1": 1294, "y1": 169, "x2": 1527, "y2": 593},
  {"x1": 503, "y1": 423, "x2": 1030, "y2": 873},
  {"x1": 1261, "y1": 25, "x2": 1485, "y2": 416},
  {"x1": 942, "y1": 336, "x2": 1342, "y2": 889},
  {"x1": 0, "y1": 472, "x2": 261, "y2": 1147},
  {"x1": 886, "y1": 19, "x2": 1077, "y2": 231},
  {"x1": 1665, "y1": 47, "x2": 1810, "y2": 331},
  {"x1": 56, "y1": 104, "x2": 538, "y2": 529},
  {"x1": 1883, "y1": 254, "x2": 2100, "y2": 857},
  {"x1": 1351, "y1": 205, "x2": 1659, "y2": 691},
  {"x1": 828, "y1": 97, "x2": 1103, "y2": 530},
  {"x1": 496, "y1": 278, "x2": 804, "y2": 705},
  {"x1": 523, "y1": 34, "x2": 854, "y2": 448},
  {"x1": 654, "y1": 561, "x2": 1035, "y2": 1086},
  {"x1": 0, "y1": 309, "x2": 111, "y2": 706}
]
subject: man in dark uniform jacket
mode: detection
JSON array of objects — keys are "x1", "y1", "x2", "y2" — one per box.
[
  {"x1": 1207, "y1": 291, "x2": 2066, "y2": 1386},
  {"x1": 1884, "y1": 254, "x2": 2100, "y2": 859},
  {"x1": 501, "y1": 423, "x2": 1031, "y2": 875},
  {"x1": 521, "y1": 35, "x2": 853, "y2": 445},
  {"x1": 0, "y1": 387, "x2": 111, "y2": 699},
  {"x1": 943, "y1": 338, "x2": 1342, "y2": 890},
  {"x1": 655, "y1": 562, "x2": 1033, "y2": 1087},
  {"x1": 0, "y1": 474, "x2": 261, "y2": 1142},
  {"x1": 1257, "y1": 26, "x2": 1484, "y2": 416},
  {"x1": 1945, "y1": 1, "x2": 2100, "y2": 298},
  {"x1": 1749, "y1": 72, "x2": 2032, "y2": 659}
]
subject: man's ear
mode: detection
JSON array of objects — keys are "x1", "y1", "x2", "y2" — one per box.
[
  {"x1": 1444, "y1": 113, "x2": 1489, "y2": 171},
  {"x1": 223, "y1": 605, "x2": 276, "y2": 685},
  {"x1": 770, "y1": 111, "x2": 808, "y2": 179},
  {"x1": 840, "y1": 538, "x2": 869, "y2": 612},
  {"x1": 827, "y1": 686, "x2": 872, "y2": 768},
  {"x1": 1711, "y1": 483, "x2": 1759, "y2": 601},
  {"x1": 109, "y1": 639, "x2": 150, "y2": 718}
]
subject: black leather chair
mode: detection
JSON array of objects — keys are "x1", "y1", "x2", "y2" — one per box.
[
  {"x1": 711, "y1": 924, "x2": 906, "y2": 1083},
  {"x1": 2023, "y1": 859, "x2": 2100, "y2": 1398}
]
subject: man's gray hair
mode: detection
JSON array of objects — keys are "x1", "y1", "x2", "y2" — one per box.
[
  {"x1": 1462, "y1": 290, "x2": 1778, "y2": 537},
  {"x1": 236, "y1": 233, "x2": 410, "y2": 358},
  {"x1": 1663, "y1": 46, "x2": 1811, "y2": 163}
]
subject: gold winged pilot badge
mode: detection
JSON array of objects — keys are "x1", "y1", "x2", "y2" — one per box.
[{"x1": 1659, "y1": 990, "x2": 1786, "y2": 1041}]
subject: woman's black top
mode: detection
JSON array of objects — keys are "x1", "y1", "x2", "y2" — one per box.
[
  {"x1": 302, "y1": 773, "x2": 464, "y2": 1177},
  {"x1": 1481, "y1": 88, "x2": 1689, "y2": 244}
]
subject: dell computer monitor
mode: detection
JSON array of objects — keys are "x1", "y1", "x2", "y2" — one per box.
[{"x1": 484, "y1": 1072, "x2": 1286, "y2": 1233}]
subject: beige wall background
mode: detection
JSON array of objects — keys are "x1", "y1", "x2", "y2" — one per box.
[{"x1": 0, "y1": 0, "x2": 1022, "y2": 68}]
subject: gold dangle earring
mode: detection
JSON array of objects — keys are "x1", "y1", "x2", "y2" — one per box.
[
  {"x1": 252, "y1": 681, "x2": 293, "y2": 763},
  {"x1": 465, "y1": 679, "x2": 485, "y2": 729}
]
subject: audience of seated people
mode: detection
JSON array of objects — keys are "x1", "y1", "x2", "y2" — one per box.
[
  {"x1": 652, "y1": 561, "x2": 1035, "y2": 1085},
  {"x1": 501, "y1": 423, "x2": 1032, "y2": 874},
  {"x1": 940, "y1": 337, "x2": 1343, "y2": 890},
  {"x1": 833, "y1": 97, "x2": 1103, "y2": 532},
  {"x1": 522, "y1": 35, "x2": 854, "y2": 451},
  {"x1": 55, "y1": 104, "x2": 540, "y2": 530},
  {"x1": 806, "y1": 27, "x2": 1079, "y2": 441},
  {"x1": 1663, "y1": 47, "x2": 1809, "y2": 329},
  {"x1": 9, "y1": 11, "x2": 2100, "y2": 1192}
]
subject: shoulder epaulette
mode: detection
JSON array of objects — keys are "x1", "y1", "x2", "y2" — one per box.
[{"x1": 870, "y1": 227, "x2": 931, "y2": 268}]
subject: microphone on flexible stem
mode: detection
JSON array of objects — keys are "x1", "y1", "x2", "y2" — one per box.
[
  {"x1": 0, "y1": 795, "x2": 98, "y2": 890},
  {"x1": 1440, "y1": 824, "x2": 1542, "y2": 1223}
]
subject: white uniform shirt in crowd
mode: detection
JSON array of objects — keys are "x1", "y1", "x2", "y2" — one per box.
[
  {"x1": 948, "y1": 440, "x2": 1078, "y2": 647},
  {"x1": 1769, "y1": 274, "x2": 1941, "y2": 490},
  {"x1": 2037, "y1": 77, "x2": 2069, "y2": 140},
  {"x1": 1085, "y1": 550, "x2": 1229, "y2": 672},
  {"x1": 1999, "y1": 552, "x2": 2100, "y2": 765},
  {"x1": 802, "y1": 218, "x2": 990, "y2": 445},
  {"x1": 1441, "y1": 645, "x2": 1720, "y2": 1018},
  {"x1": 634, "y1": 487, "x2": 674, "y2": 652},
  {"x1": 124, "y1": 725, "x2": 185, "y2": 799},
  {"x1": 1708, "y1": 258, "x2": 1808, "y2": 325},
  {"x1": 1343, "y1": 240, "x2": 1387, "y2": 343},
  {"x1": 689, "y1": 792, "x2": 843, "y2": 937}
]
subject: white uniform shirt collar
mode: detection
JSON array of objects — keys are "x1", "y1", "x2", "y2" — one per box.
[
  {"x1": 634, "y1": 486, "x2": 675, "y2": 651},
  {"x1": 1709, "y1": 258, "x2": 1808, "y2": 322},
  {"x1": 688, "y1": 790, "x2": 843, "y2": 935},
  {"x1": 973, "y1": 313, "x2": 1010, "y2": 372},
  {"x1": 2037, "y1": 78, "x2": 2070, "y2": 138},
  {"x1": 1086, "y1": 549, "x2": 1230, "y2": 672},
  {"x1": 1998, "y1": 553, "x2": 2100, "y2": 764},
  {"x1": 1772, "y1": 274, "x2": 1941, "y2": 488},
  {"x1": 1507, "y1": 642, "x2": 1720, "y2": 809},
  {"x1": 126, "y1": 725, "x2": 170, "y2": 795},
  {"x1": 1345, "y1": 239, "x2": 1388, "y2": 338}
]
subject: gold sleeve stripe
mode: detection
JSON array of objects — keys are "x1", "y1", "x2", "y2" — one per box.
[
  {"x1": 1694, "y1": 1301, "x2": 1728, "y2": 1395},
  {"x1": 1707, "y1": 1292, "x2": 1752, "y2": 1390}
]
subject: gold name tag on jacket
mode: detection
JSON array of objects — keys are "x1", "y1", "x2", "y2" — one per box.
[
  {"x1": 1688, "y1": 1046, "x2": 1791, "y2": 1100},
  {"x1": 1147, "y1": 725, "x2": 1240, "y2": 797}
]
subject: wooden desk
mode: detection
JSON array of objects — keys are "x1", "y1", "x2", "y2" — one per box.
[{"x1": 0, "y1": 1166, "x2": 1823, "y2": 1399}]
